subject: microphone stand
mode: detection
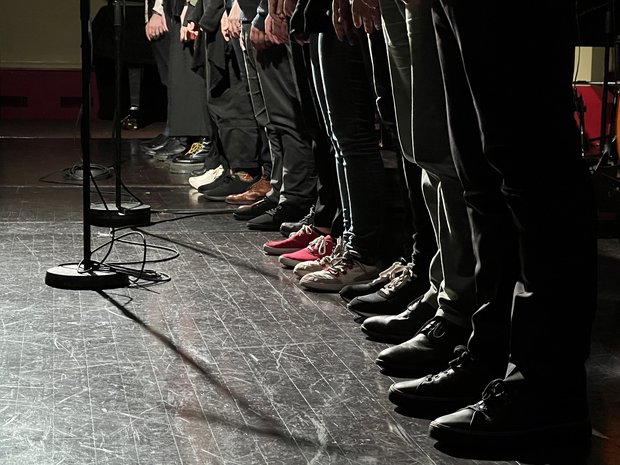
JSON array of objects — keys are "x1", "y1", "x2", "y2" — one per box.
[
  {"x1": 90, "y1": 0, "x2": 152, "y2": 228},
  {"x1": 45, "y1": 0, "x2": 129, "y2": 290}
]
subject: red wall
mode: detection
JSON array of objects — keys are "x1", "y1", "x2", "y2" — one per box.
[{"x1": 0, "y1": 69, "x2": 99, "y2": 120}]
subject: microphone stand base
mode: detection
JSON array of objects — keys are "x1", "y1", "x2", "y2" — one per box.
[
  {"x1": 45, "y1": 264, "x2": 129, "y2": 290},
  {"x1": 90, "y1": 202, "x2": 151, "y2": 228}
]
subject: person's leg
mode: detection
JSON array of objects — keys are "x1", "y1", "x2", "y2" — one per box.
[
  {"x1": 374, "y1": 0, "x2": 476, "y2": 378},
  {"x1": 246, "y1": 41, "x2": 318, "y2": 230},
  {"x1": 429, "y1": 0, "x2": 597, "y2": 443},
  {"x1": 166, "y1": 16, "x2": 211, "y2": 139}
]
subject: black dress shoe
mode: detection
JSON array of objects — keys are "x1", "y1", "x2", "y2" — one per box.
[
  {"x1": 348, "y1": 264, "x2": 429, "y2": 318},
  {"x1": 121, "y1": 108, "x2": 141, "y2": 130},
  {"x1": 247, "y1": 204, "x2": 309, "y2": 231},
  {"x1": 140, "y1": 133, "x2": 169, "y2": 152},
  {"x1": 388, "y1": 346, "x2": 495, "y2": 416},
  {"x1": 375, "y1": 316, "x2": 469, "y2": 377},
  {"x1": 360, "y1": 296, "x2": 436, "y2": 344},
  {"x1": 429, "y1": 379, "x2": 592, "y2": 447},
  {"x1": 171, "y1": 138, "x2": 212, "y2": 164},
  {"x1": 233, "y1": 198, "x2": 278, "y2": 221},
  {"x1": 340, "y1": 260, "x2": 407, "y2": 303}
]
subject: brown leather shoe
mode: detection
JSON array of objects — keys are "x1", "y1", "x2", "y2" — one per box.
[{"x1": 225, "y1": 175, "x2": 271, "y2": 205}]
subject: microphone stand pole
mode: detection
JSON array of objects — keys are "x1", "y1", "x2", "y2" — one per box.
[{"x1": 90, "y1": 0, "x2": 151, "y2": 227}]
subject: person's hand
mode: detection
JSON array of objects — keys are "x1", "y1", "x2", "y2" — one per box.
[
  {"x1": 283, "y1": 0, "x2": 297, "y2": 17},
  {"x1": 268, "y1": 0, "x2": 287, "y2": 20},
  {"x1": 181, "y1": 21, "x2": 199, "y2": 42},
  {"x1": 250, "y1": 25, "x2": 272, "y2": 50},
  {"x1": 332, "y1": 0, "x2": 354, "y2": 43},
  {"x1": 221, "y1": 11, "x2": 231, "y2": 41},
  {"x1": 265, "y1": 15, "x2": 288, "y2": 44},
  {"x1": 228, "y1": 1, "x2": 242, "y2": 38},
  {"x1": 145, "y1": 12, "x2": 168, "y2": 41},
  {"x1": 351, "y1": 0, "x2": 381, "y2": 34}
]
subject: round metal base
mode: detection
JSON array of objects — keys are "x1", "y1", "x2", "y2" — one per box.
[
  {"x1": 90, "y1": 202, "x2": 151, "y2": 228},
  {"x1": 45, "y1": 264, "x2": 129, "y2": 290}
]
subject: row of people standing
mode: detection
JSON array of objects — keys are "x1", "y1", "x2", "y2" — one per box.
[{"x1": 142, "y1": 0, "x2": 598, "y2": 451}]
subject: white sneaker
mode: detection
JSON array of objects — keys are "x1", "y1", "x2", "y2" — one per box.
[
  {"x1": 188, "y1": 164, "x2": 225, "y2": 190},
  {"x1": 293, "y1": 237, "x2": 343, "y2": 277},
  {"x1": 299, "y1": 252, "x2": 380, "y2": 292}
]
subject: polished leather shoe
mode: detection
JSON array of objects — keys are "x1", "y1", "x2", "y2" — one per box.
[
  {"x1": 121, "y1": 108, "x2": 141, "y2": 130},
  {"x1": 375, "y1": 316, "x2": 469, "y2": 377},
  {"x1": 388, "y1": 346, "x2": 495, "y2": 415},
  {"x1": 340, "y1": 260, "x2": 407, "y2": 303},
  {"x1": 233, "y1": 198, "x2": 278, "y2": 221},
  {"x1": 172, "y1": 138, "x2": 212, "y2": 164},
  {"x1": 348, "y1": 264, "x2": 428, "y2": 318},
  {"x1": 360, "y1": 296, "x2": 436, "y2": 344},
  {"x1": 247, "y1": 204, "x2": 309, "y2": 231},
  {"x1": 225, "y1": 175, "x2": 271, "y2": 205},
  {"x1": 429, "y1": 379, "x2": 592, "y2": 446},
  {"x1": 140, "y1": 133, "x2": 169, "y2": 152}
]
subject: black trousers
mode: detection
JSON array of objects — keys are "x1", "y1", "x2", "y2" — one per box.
[
  {"x1": 166, "y1": 16, "x2": 211, "y2": 137},
  {"x1": 205, "y1": 30, "x2": 267, "y2": 171},
  {"x1": 433, "y1": 0, "x2": 597, "y2": 395}
]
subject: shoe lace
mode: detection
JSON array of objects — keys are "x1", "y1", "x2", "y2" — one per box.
[
  {"x1": 326, "y1": 256, "x2": 354, "y2": 276},
  {"x1": 319, "y1": 238, "x2": 343, "y2": 266},
  {"x1": 307, "y1": 235, "x2": 329, "y2": 255},
  {"x1": 289, "y1": 224, "x2": 314, "y2": 238},
  {"x1": 380, "y1": 266, "x2": 415, "y2": 296},
  {"x1": 418, "y1": 317, "x2": 445, "y2": 339},
  {"x1": 185, "y1": 142, "x2": 203, "y2": 155},
  {"x1": 426, "y1": 345, "x2": 471, "y2": 381},
  {"x1": 471, "y1": 379, "x2": 512, "y2": 415},
  {"x1": 378, "y1": 260, "x2": 407, "y2": 280}
]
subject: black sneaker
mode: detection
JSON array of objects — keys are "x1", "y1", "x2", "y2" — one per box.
[
  {"x1": 233, "y1": 198, "x2": 278, "y2": 221},
  {"x1": 388, "y1": 346, "x2": 495, "y2": 416},
  {"x1": 347, "y1": 264, "x2": 429, "y2": 318},
  {"x1": 340, "y1": 260, "x2": 407, "y2": 303},
  {"x1": 247, "y1": 204, "x2": 308, "y2": 231},
  {"x1": 201, "y1": 172, "x2": 257, "y2": 201},
  {"x1": 375, "y1": 316, "x2": 469, "y2": 378},
  {"x1": 429, "y1": 379, "x2": 592, "y2": 447},
  {"x1": 149, "y1": 137, "x2": 187, "y2": 160},
  {"x1": 361, "y1": 296, "x2": 436, "y2": 343},
  {"x1": 279, "y1": 206, "x2": 315, "y2": 237},
  {"x1": 140, "y1": 133, "x2": 169, "y2": 152}
]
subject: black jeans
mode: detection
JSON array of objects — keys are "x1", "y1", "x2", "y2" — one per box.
[
  {"x1": 433, "y1": 0, "x2": 597, "y2": 394},
  {"x1": 318, "y1": 29, "x2": 386, "y2": 263}
]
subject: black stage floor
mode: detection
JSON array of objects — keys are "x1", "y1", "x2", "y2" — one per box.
[{"x1": 0, "y1": 131, "x2": 619, "y2": 464}]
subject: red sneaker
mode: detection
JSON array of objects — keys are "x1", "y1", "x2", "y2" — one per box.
[
  {"x1": 263, "y1": 225, "x2": 321, "y2": 255},
  {"x1": 279, "y1": 235, "x2": 335, "y2": 268}
]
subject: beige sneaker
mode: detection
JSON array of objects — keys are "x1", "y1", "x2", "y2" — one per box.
[
  {"x1": 293, "y1": 238, "x2": 343, "y2": 277},
  {"x1": 299, "y1": 252, "x2": 380, "y2": 292}
]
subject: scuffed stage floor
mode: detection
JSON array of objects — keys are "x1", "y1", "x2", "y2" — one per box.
[{"x1": 0, "y1": 134, "x2": 619, "y2": 464}]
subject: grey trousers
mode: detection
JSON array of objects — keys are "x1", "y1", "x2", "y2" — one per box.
[
  {"x1": 241, "y1": 24, "x2": 317, "y2": 208},
  {"x1": 380, "y1": 0, "x2": 476, "y2": 327},
  {"x1": 166, "y1": 17, "x2": 211, "y2": 138}
]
